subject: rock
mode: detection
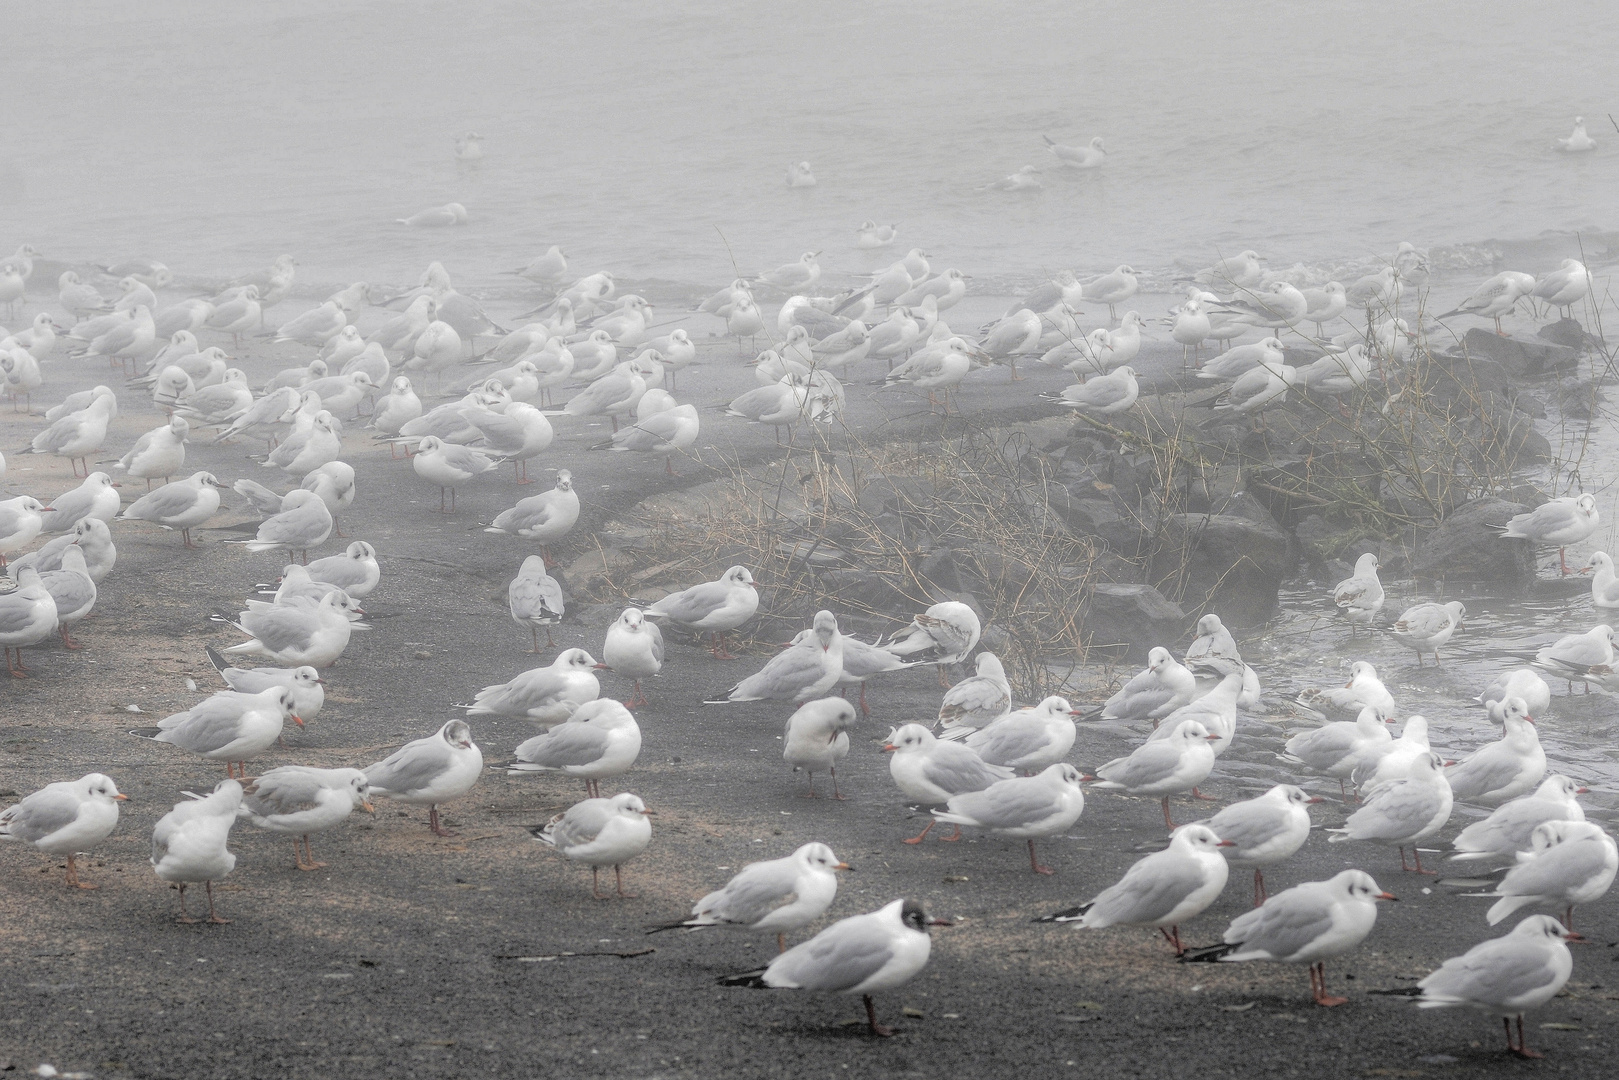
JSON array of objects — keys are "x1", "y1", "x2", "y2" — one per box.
[
  {"x1": 1556, "y1": 376, "x2": 1603, "y2": 420},
  {"x1": 1085, "y1": 583, "x2": 1187, "y2": 660},
  {"x1": 1458, "y1": 328, "x2": 1578, "y2": 378},
  {"x1": 1151, "y1": 512, "x2": 1294, "y2": 626},
  {"x1": 1537, "y1": 318, "x2": 1597, "y2": 353},
  {"x1": 560, "y1": 547, "x2": 634, "y2": 595},
  {"x1": 1409, "y1": 496, "x2": 1536, "y2": 589}
]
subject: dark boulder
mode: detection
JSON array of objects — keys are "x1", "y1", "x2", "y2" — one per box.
[
  {"x1": 1150, "y1": 512, "x2": 1294, "y2": 626},
  {"x1": 1410, "y1": 496, "x2": 1536, "y2": 589},
  {"x1": 1537, "y1": 318, "x2": 1600, "y2": 353},
  {"x1": 1457, "y1": 328, "x2": 1578, "y2": 378},
  {"x1": 1085, "y1": 582, "x2": 1187, "y2": 659}
]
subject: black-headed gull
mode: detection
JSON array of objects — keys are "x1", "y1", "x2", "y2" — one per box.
[
  {"x1": 1147, "y1": 665, "x2": 1244, "y2": 760},
  {"x1": 1036, "y1": 824, "x2": 1231, "y2": 955},
  {"x1": 932, "y1": 762, "x2": 1085, "y2": 874},
  {"x1": 1093, "y1": 719, "x2": 1221, "y2": 830},
  {"x1": 508, "y1": 554, "x2": 564, "y2": 653},
  {"x1": 1329, "y1": 751, "x2": 1453, "y2": 874},
  {"x1": 883, "y1": 723, "x2": 1013, "y2": 842},
  {"x1": 708, "y1": 610, "x2": 843, "y2": 706},
  {"x1": 484, "y1": 470, "x2": 580, "y2": 563},
  {"x1": 120, "y1": 471, "x2": 226, "y2": 549},
  {"x1": 241, "y1": 766, "x2": 373, "y2": 870},
  {"x1": 602, "y1": 607, "x2": 663, "y2": 707},
  {"x1": 0, "y1": 566, "x2": 58, "y2": 678},
  {"x1": 220, "y1": 589, "x2": 354, "y2": 668},
  {"x1": 205, "y1": 645, "x2": 325, "y2": 721},
  {"x1": 783, "y1": 697, "x2": 855, "y2": 799},
  {"x1": 1185, "y1": 869, "x2": 1395, "y2": 1007},
  {"x1": 1527, "y1": 622, "x2": 1615, "y2": 691},
  {"x1": 1446, "y1": 698, "x2": 1544, "y2": 805},
  {"x1": 0, "y1": 773, "x2": 127, "y2": 888},
  {"x1": 720, "y1": 897, "x2": 948, "y2": 1037},
  {"x1": 37, "y1": 472, "x2": 119, "y2": 534},
  {"x1": 1476, "y1": 820, "x2": 1616, "y2": 929},
  {"x1": 964, "y1": 696, "x2": 1079, "y2": 772},
  {"x1": 115, "y1": 415, "x2": 189, "y2": 487},
  {"x1": 151, "y1": 779, "x2": 241, "y2": 924},
  {"x1": 412, "y1": 435, "x2": 495, "y2": 514},
  {"x1": 1332, "y1": 554, "x2": 1384, "y2": 633},
  {"x1": 365, "y1": 719, "x2": 482, "y2": 837},
  {"x1": 305, "y1": 540, "x2": 380, "y2": 598},
  {"x1": 8, "y1": 517, "x2": 116, "y2": 583},
  {"x1": 1488, "y1": 494, "x2": 1598, "y2": 575},
  {"x1": 1199, "y1": 783, "x2": 1321, "y2": 905},
  {"x1": 1437, "y1": 271, "x2": 1536, "y2": 334},
  {"x1": 1280, "y1": 705, "x2": 1394, "y2": 798},
  {"x1": 508, "y1": 699, "x2": 641, "y2": 797},
  {"x1": 0, "y1": 496, "x2": 46, "y2": 568},
  {"x1": 935, "y1": 651, "x2": 1012, "y2": 737},
  {"x1": 1391, "y1": 601, "x2": 1465, "y2": 665},
  {"x1": 640, "y1": 565, "x2": 758, "y2": 660},
  {"x1": 38, "y1": 545, "x2": 96, "y2": 648},
  {"x1": 460, "y1": 648, "x2": 601, "y2": 727},
  {"x1": 27, "y1": 391, "x2": 116, "y2": 476},
  {"x1": 1530, "y1": 259, "x2": 1591, "y2": 317},
  {"x1": 1296, "y1": 660, "x2": 1397, "y2": 720},
  {"x1": 1450, "y1": 775, "x2": 1587, "y2": 865},
  {"x1": 881, "y1": 601, "x2": 980, "y2": 686},
  {"x1": 138, "y1": 686, "x2": 302, "y2": 777},
  {"x1": 1351, "y1": 714, "x2": 1431, "y2": 797},
  {"x1": 533, "y1": 791, "x2": 652, "y2": 898},
  {"x1": 649, "y1": 841, "x2": 849, "y2": 951},
  {"x1": 1416, "y1": 915, "x2": 1581, "y2": 1059}
]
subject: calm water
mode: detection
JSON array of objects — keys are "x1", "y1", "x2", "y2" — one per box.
[{"x1": 2, "y1": 0, "x2": 1616, "y2": 297}]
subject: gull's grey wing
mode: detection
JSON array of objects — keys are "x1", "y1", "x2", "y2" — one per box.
[
  {"x1": 946, "y1": 780, "x2": 1060, "y2": 829},
  {"x1": 0, "y1": 594, "x2": 51, "y2": 636},
  {"x1": 365, "y1": 740, "x2": 449, "y2": 797},
  {"x1": 125, "y1": 484, "x2": 200, "y2": 521},
  {"x1": 548, "y1": 800, "x2": 613, "y2": 849},
  {"x1": 703, "y1": 862, "x2": 800, "y2": 925},
  {"x1": 243, "y1": 768, "x2": 328, "y2": 816},
  {"x1": 1097, "y1": 739, "x2": 1187, "y2": 788},
  {"x1": 1206, "y1": 800, "x2": 1295, "y2": 852},
  {"x1": 160, "y1": 709, "x2": 252, "y2": 754},
  {"x1": 256, "y1": 504, "x2": 328, "y2": 546},
  {"x1": 649, "y1": 581, "x2": 730, "y2": 624},
  {"x1": 940, "y1": 675, "x2": 1010, "y2": 720},
  {"x1": 1224, "y1": 887, "x2": 1337, "y2": 958},
  {"x1": 964, "y1": 718, "x2": 1049, "y2": 766},
  {"x1": 921, "y1": 743, "x2": 1009, "y2": 795},
  {"x1": 734, "y1": 646, "x2": 822, "y2": 698},
  {"x1": 646, "y1": 621, "x2": 665, "y2": 666},
  {"x1": 1345, "y1": 778, "x2": 1439, "y2": 841},
  {"x1": 1419, "y1": 939, "x2": 1559, "y2": 1002},
  {"x1": 1499, "y1": 837, "x2": 1612, "y2": 896},
  {"x1": 769, "y1": 917, "x2": 895, "y2": 992},
  {"x1": 1088, "y1": 853, "x2": 1209, "y2": 925},
  {"x1": 0, "y1": 788, "x2": 86, "y2": 844},
  {"x1": 239, "y1": 606, "x2": 318, "y2": 652},
  {"x1": 509, "y1": 577, "x2": 560, "y2": 620},
  {"x1": 41, "y1": 570, "x2": 95, "y2": 614},
  {"x1": 515, "y1": 723, "x2": 610, "y2": 768}
]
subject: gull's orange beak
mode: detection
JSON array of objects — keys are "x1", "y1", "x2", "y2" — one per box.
[
  {"x1": 1376, "y1": 892, "x2": 1397, "y2": 901},
  {"x1": 834, "y1": 862, "x2": 852, "y2": 871},
  {"x1": 1305, "y1": 797, "x2": 1325, "y2": 804},
  {"x1": 881, "y1": 743, "x2": 897, "y2": 753},
  {"x1": 362, "y1": 800, "x2": 375, "y2": 813},
  {"x1": 114, "y1": 794, "x2": 130, "y2": 801},
  {"x1": 292, "y1": 715, "x2": 305, "y2": 727},
  {"x1": 1216, "y1": 840, "x2": 1236, "y2": 847}
]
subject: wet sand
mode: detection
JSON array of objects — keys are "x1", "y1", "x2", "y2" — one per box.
[{"x1": 1, "y1": 292, "x2": 1615, "y2": 1079}]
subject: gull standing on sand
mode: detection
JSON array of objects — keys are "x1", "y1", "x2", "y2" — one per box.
[
  {"x1": 1186, "y1": 870, "x2": 1396, "y2": 1007},
  {"x1": 240, "y1": 767, "x2": 373, "y2": 871},
  {"x1": 1476, "y1": 820, "x2": 1617, "y2": 928},
  {"x1": 1489, "y1": 494, "x2": 1598, "y2": 575},
  {"x1": 720, "y1": 898, "x2": 948, "y2": 1038},
  {"x1": 1280, "y1": 706, "x2": 1394, "y2": 798},
  {"x1": 533, "y1": 792, "x2": 652, "y2": 898},
  {"x1": 1416, "y1": 916, "x2": 1581, "y2": 1059},
  {"x1": 27, "y1": 392, "x2": 116, "y2": 476},
  {"x1": 508, "y1": 699, "x2": 641, "y2": 798},
  {"x1": 1035, "y1": 824, "x2": 1232, "y2": 955},
  {"x1": 640, "y1": 566, "x2": 758, "y2": 660},
  {"x1": 1445, "y1": 698, "x2": 1544, "y2": 805},
  {"x1": 1146, "y1": 664, "x2": 1244, "y2": 757},
  {"x1": 881, "y1": 601, "x2": 980, "y2": 686},
  {"x1": 38, "y1": 545, "x2": 96, "y2": 648},
  {"x1": 783, "y1": 697, "x2": 856, "y2": 799},
  {"x1": 1082, "y1": 265, "x2": 1139, "y2": 322},
  {"x1": 226, "y1": 487, "x2": 332, "y2": 561},
  {"x1": 115, "y1": 415, "x2": 189, "y2": 486},
  {"x1": 0, "y1": 566, "x2": 58, "y2": 678},
  {"x1": 965, "y1": 696, "x2": 1079, "y2": 773},
  {"x1": 139, "y1": 687, "x2": 302, "y2": 778},
  {"x1": 0, "y1": 773, "x2": 128, "y2": 888},
  {"x1": 602, "y1": 608, "x2": 663, "y2": 706},
  {"x1": 411, "y1": 436, "x2": 495, "y2": 514},
  {"x1": 935, "y1": 652, "x2": 1012, "y2": 737},
  {"x1": 485, "y1": 469, "x2": 580, "y2": 561},
  {"x1": 649, "y1": 842, "x2": 849, "y2": 951},
  {"x1": 883, "y1": 723, "x2": 1013, "y2": 842},
  {"x1": 1391, "y1": 600, "x2": 1466, "y2": 665},
  {"x1": 1084, "y1": 647, "x2": 1198, "y2": 725},
  {"x1": 460, "y1": 649, "x2": 601, "y2": 725},
  {"x1": 1451, "y1": 776, "x2": 1588, "y2": 865},
  {"x1": 708, "y1": 610, "x2": 844, "y2": 705},
  {"x1": 206, "y1": 647, "x2": 325, "y2": 722},
  {"x1": 508, "y1": 555, "x2": 564, "y2": 653},
  {"x1": 151, "y1": 779, "x2": 242, "y2": 924},
  {"x1": 0, "y1": 496, "x2": 45, "y2": 568},
  {"x1": 1329, "y1": 751, "x2": 1453, "y2": 874},
  {"x1": 36, "y1": 472, "x2": 119, "y2": 534},
  {"x1": 365, "y1": 719, "x2": 482, "y2": 837},
  {"x1": 1199, "y1": 784, "x2": 1321, "y2": 905},
  {"x1": 7, "y1": 517, "x2": 116, "y2": 583},
  {"x1": 932, "y1": 763, "x2": 1086, "y2": 874},
  {"x1": 593, "y1": 402, "x2": 699, "y2": 476},
  {"x1": 1209, "y1": 281, "x2": 1308, "y2": 331},
  {"x1": 220, "y1": 589, "x2": 355, "y2": 668},
  {"x1": 1093, "y1": 720, "x2": 1221, "y2": 830}
]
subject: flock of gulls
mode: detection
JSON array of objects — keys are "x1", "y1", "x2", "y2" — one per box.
[{"x1": 0, "y1": 216, "x2": 1612, "y2": 1059}]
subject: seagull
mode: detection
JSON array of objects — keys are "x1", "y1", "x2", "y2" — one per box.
[
  {"x1": 783, "y1": 697, "x2": 856, "y2": 799},
  {"x1": 0, "y1": 496, "x2": 46, "y2": 568},
  {"x1": 935, "y1": 652, "x2": 1012, "y2": 737},
  {"x1": 1035, "y1": 824, "x2": 1232, "y2": 955},
  {"x1": 7, "y1": 516, "x2": 116, "y2": 583},
  {"x1": 1446, "y1": 698, "x2": 1544, "y2": 805},
  {"x1": 1184, "y1": 870, "x2": 1395, "y2": 1007},
  {"x1": 115, "y1": 415, "x2": 189, "y2": 487},
  {"x1": 138, "y1": 686, "x2": 302, "y2": 778},
  {"x1": 220, "y1": 589, "x2": 355, "y2": 668},
  {"x1": 1043, "y1": 135, "x2": 1105, "y2": 168},
  {"x1": 411, "y1": 435, "x2": 495, "y2": 514},
  {"x1": 1416, "y1": 915, "x2": 1582, "y2": 1059},
  {"x1": 508, "y1": 555, "x2": 564, "y2": 652},
  {"x1": 1351, "y1": 715, "x2": 1433, "y2": 797},
  {"x1": 240, "y1": 767, "x2": 373, "y2": 871},
  {"x1": 1193, "y1": 251, "x2": 1265, "y2": 290},
  {"x1": 1082, "y1": 265, "x2": 1139, "y2": 322},
  {"x1": 965, "y1": 696, "x2": 1079, "y2": 773},
  {"x1": 532, "y1": 791, "x2": 652, "y2": 899},
  {"x1": 855, "y1": 221, "x2": 898, "y2": 249},
  {"x1": 649, "y1": 842, "x2": 849, "y2": 951},
  {"x1": 982, "y1": 165, "x2": 1042, "y2": 191},
  {"x1": 1083, "y1": 646, "x2": 1198, "y2": 724},
  {"x1": 38, "y1": 545, "x2": 96, "y2": 649},
  {"x1": 932, "y1": 762, "x2": 1086, "y2": 874},
  {"x1": 1489, "y1": 494, "x2": 1599, "y2": 575},
  {"x1": 1328, "y1": 751, "x2": 1453, "y2": 874},
  {"x1": 1390, "y1": 600, "x2": 1466, "y2": 665},
  {"x1": 1530, "y1": 259, "x2": 1592, "y2": 318},
  {"x1": 304, "y1": 540, "x2": 380, "y2": 598},
  {"x1": 1451, "y1": 775, "x2": 1588, "y2": 865},
  {"x1": 1555, "y1": 116, "x2": 1596, "y2": 152},
  {"x1": 1582, "y1": 551, "x2": 1619, "y2": 609},
  {"x1": 1279, "y1": 705, "x2": 1395, "y2": 798},
  {"x1": 883, "y1": 723, "x2": 1013, "y2": 842},
  {"x1": 1476, "y1": 820, "x2": 1617, "y2": 928},
  {"x1": 881, "y1": 601, "x2": 980, "y2": 686},
  {"x1": 0, "y1": 566, "x2": 58, "y2": 678},
  {"x1": 458, "y1": 648, "x2": 601, "y2": 726},
  {"x1": 397, "y1": 202, "x2": 468, "y2": 227},
  {"x1": 756, "y1": 252, "x2": 822, "y2": 292},
  {"x1": 1332, "y1": 553, "x2": 1384, "y2": 633},
  {"x1": 785, "y1": 161, "x2": 816, "y2": 188},
  {"x1": 150, "y1": 779, "x2": 242, "y2": 924},
  {"x1": 224, "y1": 487, "x2": 332, "y2": 561},
  {"x1": 27, "y1": 391, "x2": 116, "y2": 476},
  {"x1": 508, "y1": 699, "x2": 641, "y2": 798},
  {"x1": 1295, "y1": 661, "x2": 1397, "y2": 720},
  {"x1": 1438, "y1": 272, "x2": 1536, "y2": 334},
  {"x1": 484, "y1": 469, "x2": 580, "y2": 562},
  {"x1": 1197, "y1": 784, "x2": 1321, "y2": 905},
  {"x1": 719, "y1": 898, "x2": 948, "y2": 1038},
  {"x1": 1527, "y1": 622, "x2": 1616, "y2": 691},
  {"x1": 708, "y1": 610, "x2": 844, "y2": 705},
  {"x1": 591, "y1": 402, "x2": 699, "y2": 476},
  {"x1": 1208, "y1": 281, "x2": 1308, "y2": 330},
  {"x1": 1093, "y1": 720, "x2": 1221, "y2": 830},
  {"x1": 205, "y1": 647, "x2": 325, "y2": 722},
  {"x1": 364, "y1": 719, "x2": 483, "y2": 837},
  {"x1": 0, "y1": 773, "x2": 128, "y2": 888},
  {"x1": 640, "y1": 565, "x2": 758, "y2": 660}
]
